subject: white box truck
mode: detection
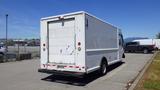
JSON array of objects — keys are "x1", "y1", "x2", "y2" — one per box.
[{"x1": 38, "y1": 11, "x2": 125, "y2": 77}]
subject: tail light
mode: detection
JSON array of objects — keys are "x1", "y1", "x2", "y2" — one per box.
[
  {"x1": 78, "y1": 42, "x2": 81, "y2": 46},
  {"x1": 77, "y1": 42, "x2": 81, "y2": 51},
  {"x1": 43, "y1": 43, "x2": 46, "y2": 51},
  {"x1": 43, "y1": 44, "x2": 45, "y2": 46}
]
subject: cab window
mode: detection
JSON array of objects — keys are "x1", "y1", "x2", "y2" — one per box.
[{"x1": 119, "y1": 34, "x2": 124, "y2": 46}]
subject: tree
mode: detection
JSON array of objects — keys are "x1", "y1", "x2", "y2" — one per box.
[{"x1": 156, "y1": 32, "x2": 160, "y2": 39}]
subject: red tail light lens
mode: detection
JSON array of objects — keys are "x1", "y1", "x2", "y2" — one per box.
[
  {"x1": 43, "y1": 44, "x2": 45, "y2": 46},
  {"x1": 78, "y1": 42, "x2": 81, "y2": 46}
]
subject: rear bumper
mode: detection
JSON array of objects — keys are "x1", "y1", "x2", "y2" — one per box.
[{"x1": 38, "y1": 69, "x2": 86, "y2": 77}]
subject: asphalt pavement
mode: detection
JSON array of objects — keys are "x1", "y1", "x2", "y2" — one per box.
[{"x1": 0, "y1": 53, "x2": 153, "y2": 90}]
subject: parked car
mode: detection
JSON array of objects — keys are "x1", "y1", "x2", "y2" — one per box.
[
  {"x1": 0, "y1": 45, "x2": 6, "y2": 55},
  {"x1": 124, "y1": 41, "x2": 155, "y2": 54},
  {"x1": 38, "y1": 11, "x2": 125, "y2": 77}
]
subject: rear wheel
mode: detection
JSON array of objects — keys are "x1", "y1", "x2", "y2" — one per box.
[
  {"x1": 0, "y1": 52, "x2": 4, "y2": 56},
  {"x1": 99, "y1": 60, "x2": 108, "y2": 75},
  {"x1": 122, "y1": 53, "x2": 125, "y2": 58},
  {"x1": 155, "y1": 47, "x2": 158, "y2": 51},
  {"x1": 143, "y1": 49, "x2": 148, "y2": 54}
]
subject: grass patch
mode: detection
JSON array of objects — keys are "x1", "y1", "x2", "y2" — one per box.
[
  {"x1": 143, "y1": 81, "x2": 160, "y2": 90},
  {"x1": 154, "y1": 52, "x2": 160, "y2": 60},
  {"x1": 135, "y1": 52, "x2": 160, "y2": 90}
]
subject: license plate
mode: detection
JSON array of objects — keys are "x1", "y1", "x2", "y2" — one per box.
[{"x1": 57, "y1": 65, "x2": 65, "y2": 68}]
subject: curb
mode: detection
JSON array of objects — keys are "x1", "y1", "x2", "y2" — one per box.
[{"x1": 128, "y1": 52, "x2": 158, "y2": 90}]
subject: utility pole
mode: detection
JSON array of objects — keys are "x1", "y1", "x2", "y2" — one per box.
[{"x1": 5, "y1": 14, "x2": 8, "y2": 61}]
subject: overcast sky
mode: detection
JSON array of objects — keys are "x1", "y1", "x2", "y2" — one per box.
[{"x1": 0, "y1": 0, "x2": 160, "y2": 39}]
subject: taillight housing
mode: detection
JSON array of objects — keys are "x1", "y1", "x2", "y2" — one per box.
[
  {"x1": 43, "y1": 44, "x2": 45, "y2": 46},
  {"x1": 78, "y1": 42, "x2": 81, "y2": 46},
  {"x1": 78, "y1": 42, "x2": 81, "y2": 51}
]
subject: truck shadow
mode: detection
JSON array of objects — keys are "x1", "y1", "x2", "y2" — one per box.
[{"x1": 41, "y1": 61, "x2": 124, "y2": 86}]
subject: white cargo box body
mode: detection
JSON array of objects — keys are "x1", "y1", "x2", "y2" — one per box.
[
  {"x1": 133, "y1": 39, "x2": 154, "y2": 45},
  {"x1": 39, "y1": 11, "x2": 124, "y2": 76}
]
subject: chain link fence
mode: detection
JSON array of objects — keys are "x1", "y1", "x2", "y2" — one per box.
[{"x1": 0, "y1": 45, "x2": 40, "y2": 63}]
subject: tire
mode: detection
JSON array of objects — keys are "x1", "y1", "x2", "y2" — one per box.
[
  {"x1": 155, "y1": 47, "x2": 158, "y2": 51},
  {"x1": 0, "y1": 52, "x2": 4, "y2": 56},
  {"x1": 128, "y1": 50, "x2": 131, "y2": 53},
  {"x1": 99, "y1": 60, "x2": 108, "y2": 75},
  {"x1": 143, "y1": 49, "x2": 148, "y2": 54},
  {"x1": 122, "y1": 53, "x2": 125, "y2": 58}
]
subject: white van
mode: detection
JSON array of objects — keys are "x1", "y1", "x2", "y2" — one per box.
[{"x1": 38, "y1": 11, "x2": 125, "y2": 77}]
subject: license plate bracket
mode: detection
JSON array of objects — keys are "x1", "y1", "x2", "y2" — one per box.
[{"x1": 57, "y1": 65, "x2": 65, "y2": 68}]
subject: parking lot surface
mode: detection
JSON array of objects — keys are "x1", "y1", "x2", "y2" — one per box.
[{"x1": 0, "y1": 53, "x2": 153, "y2": 90}]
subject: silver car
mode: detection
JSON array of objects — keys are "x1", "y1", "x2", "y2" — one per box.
[{"x1": 0, "y1": 45, "x2": 6, "y2": 55}]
